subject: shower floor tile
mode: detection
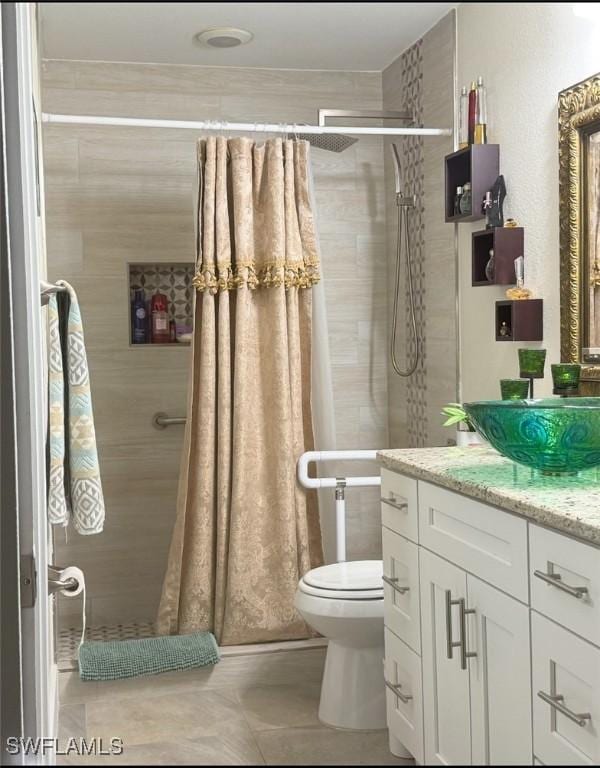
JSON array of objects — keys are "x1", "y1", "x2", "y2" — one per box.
[{"x1": 57, "y1": 621, "x2": 155, "y2": 670}]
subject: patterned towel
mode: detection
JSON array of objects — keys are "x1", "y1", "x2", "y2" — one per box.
[{"x1": 47, "y1": 281, "x2": 105, "y2": 534}]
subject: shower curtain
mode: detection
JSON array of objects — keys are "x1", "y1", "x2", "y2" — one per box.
[{"x1": 157, "y1": 136, "x2": 324, "y2": 645}]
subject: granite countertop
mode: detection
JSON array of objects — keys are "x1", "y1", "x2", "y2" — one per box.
[{"x1": 377, "y1": 445, "x2": 600, "y2": 547}]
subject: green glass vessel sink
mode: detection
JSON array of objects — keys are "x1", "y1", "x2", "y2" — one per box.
[{"x1": 463, "y1": 398, "x2": 600, "y2": 474}]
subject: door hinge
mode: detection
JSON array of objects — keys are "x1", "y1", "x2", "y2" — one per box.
[{"x1": 20, "y1": 554, "x2": 37, "y2": 608}]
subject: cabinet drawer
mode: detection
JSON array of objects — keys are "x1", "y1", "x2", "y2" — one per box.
[
  {"x1": 532, "y1": 612, "x2": 600, "y2": 765},
  {"x1": 530, "y1": 525, "x2": 600, "y2": 647},
  {"x1": 418, "y1": 481, "x2": 528, "y2": 602},
  {"x1": 381, "y1": 469, "x2": 418, "y2": 543},
  {"x1": 382, "y1": 527, "x2": 421, "y2": 654},
  {"x1": 384, "y1": 627, "x2": 424, "y2": 765}
]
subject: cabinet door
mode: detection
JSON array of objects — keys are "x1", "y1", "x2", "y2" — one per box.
[
  {"x1": 532, "y1": 612, "x2": 600, "y2": 765},
  {"x1": 382, "y1": 526, "x2": 421, "y2": 654},
  {"x1": 467, "y1": 574, "x2": 533, "y2": 765},
  {"x1": 384, "y1": 628, "x2": 424, "y2": 764},
  {"x1": 421, "y1": 549, "x2": 471, "y2": 765}
]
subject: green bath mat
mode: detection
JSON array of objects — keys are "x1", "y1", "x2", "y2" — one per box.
[{"x1": 78, "y1": 632, "x2": 220, "y2": 681}]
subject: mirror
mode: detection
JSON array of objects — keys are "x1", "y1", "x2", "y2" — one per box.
[{"x1": 559, "y1": 73, "x2": 600, "y2": 389}]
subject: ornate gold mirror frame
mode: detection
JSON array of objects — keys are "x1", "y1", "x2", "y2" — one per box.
[{"x1": 559, "y1": 73, "x2": 600, "y2": 387}]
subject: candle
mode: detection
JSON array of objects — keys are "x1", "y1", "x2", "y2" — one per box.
[
  {"x1": 518, "y1": 348, "x2": 546, "y2": 378},
  {"x1": 551, "y1": 363, "x2": 581, "y2": 392},
  {"x1": 500, "y1": 379, "x2": 530, "y2": 400}
]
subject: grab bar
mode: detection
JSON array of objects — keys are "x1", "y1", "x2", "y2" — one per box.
[
  {"x1": 297, "y1": 450, "x2": 381, "y2": 489},
  {"x1": 297, "y1": 450, "x2": 381, "y2": 562},
  {"x1": 152, "y1": 412, "x2": 186, "y2": 429}
]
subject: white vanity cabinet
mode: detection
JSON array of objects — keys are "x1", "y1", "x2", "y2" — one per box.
[{"x1": 381, "y1": 469, "x2": 600, "y2": 766}]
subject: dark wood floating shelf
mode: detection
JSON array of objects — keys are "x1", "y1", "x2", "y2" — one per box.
[
  {"x1": 495, "y1": 299, "x2": 543, "y2": 342},
  {"x1": 445, "y1": 144, "x2": 500, "y2": 223},
  {"x1": 472, "y1": 227, "x2": 525, "y2": 286}
]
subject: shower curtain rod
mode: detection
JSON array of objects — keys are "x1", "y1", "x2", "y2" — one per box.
[{"x1": 41, "y1": 112, "x2": 452, "y2": 137}]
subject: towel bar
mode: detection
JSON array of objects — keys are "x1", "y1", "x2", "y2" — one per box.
[{"x1": 40, "y1": 279, "x2": 67, "y2": 305}]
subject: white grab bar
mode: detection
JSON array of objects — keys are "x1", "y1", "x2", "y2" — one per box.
[
  {"x1": 297, "y1": 449, "x2": 381, "y2": 562},
  {"x1": 297, "y1": 450, "x2": 381, "y2": 489}
]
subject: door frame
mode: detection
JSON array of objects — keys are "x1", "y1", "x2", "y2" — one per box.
[{"x1": 1, "y1": 1, "x2": 55, "y2": 760}]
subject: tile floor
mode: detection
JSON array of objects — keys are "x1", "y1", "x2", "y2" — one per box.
[{"x1": 57, "y1": 647, "x2": 411, "y2": 766}]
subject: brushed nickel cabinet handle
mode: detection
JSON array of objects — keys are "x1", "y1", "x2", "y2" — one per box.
[
  {"x1": 445, "y1": 590, "x2": 461, "y2": 660},
  {"x1": 537, "y1": 690, "x2": 591, "y2": 727},
  {"x1": 383, "y1": 574, "x2": 410, "y2": 594},
  {"x1": 533, "y1": 570, "x2": 588, "y2": 599},
  {"x1": 381, "y1": 495, "x2": 408, "y2": 511},
  {"x1": 385, "y1": 678, "x2": 413, "y2": 704},
  {"x1": 458, "y1": 598, "x2": 477, "y2": 670}
]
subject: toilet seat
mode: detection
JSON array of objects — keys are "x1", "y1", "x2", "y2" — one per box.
[{"x1": 299, "y1": 560, "x2": 383, "y2": 600}]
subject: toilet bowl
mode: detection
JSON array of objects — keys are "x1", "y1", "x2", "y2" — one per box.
[{"x1": 295, "y1": 559, "x2": 386, "y2": 731}]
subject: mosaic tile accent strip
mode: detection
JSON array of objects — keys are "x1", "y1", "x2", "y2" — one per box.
[
  {"x1": 57, "y1": 620, "x2": 155, "y2": 669},
  {"x1": 399, "y1": 39, "x2": 427, "y2": 448},
  {"x1": 129, "y1": 263, "x2": 194, "y2": 326}
]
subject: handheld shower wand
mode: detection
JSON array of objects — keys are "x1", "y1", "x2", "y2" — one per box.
[{"x1": 390, "y1": 142, "x2": 420, "y2": 377}]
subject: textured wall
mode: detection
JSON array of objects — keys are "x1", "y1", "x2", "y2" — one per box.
[
  {"x1": 42, "y1": 61, "x2": 387, "y2": 628},
  {"x1": 384, "y1": 11, "x2": 457, "y2": 449},
  {"x1": 457, "y1": 3, "x2": 599, "y2": 402}
]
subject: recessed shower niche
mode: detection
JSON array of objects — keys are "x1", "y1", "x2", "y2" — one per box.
[{"x1": 128, "y1": 262, "x2": 195, "y2": 346}]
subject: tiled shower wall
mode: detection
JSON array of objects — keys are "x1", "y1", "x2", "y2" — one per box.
[
  {"x1": 384, "y1": 11, "x2": 457, "y2": 448},
  {"x1": 42, "y1": 61, "x2": 387, "y2": 628}
]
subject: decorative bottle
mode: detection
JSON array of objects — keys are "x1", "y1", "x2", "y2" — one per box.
[
  {"x1": 474, "y1": 75, "x2": 488, "y2": 144},
  {"x1": 468, "y1": 81, "x2": 477, "y2": 145},
  {"x1": 459, "y1": 182, "x2": 472, "y2": 215},
  {"x1": 485, "y1": 248, "x2": 495, "y2": 282},
  {"x1": 150, "y1": 291, "x2": 170, "y2": 344},
  {"x1": 459, "y1": 86, "x2": 469, "y2": 149}
]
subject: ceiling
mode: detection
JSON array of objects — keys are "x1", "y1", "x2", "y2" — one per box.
[{"x1": 40, "y1": 2, "x2": 455, "y2": 71}]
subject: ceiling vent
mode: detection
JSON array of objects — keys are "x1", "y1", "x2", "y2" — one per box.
[{"x1": 194, "y1": 27, "x2": 253, "y2": 49}]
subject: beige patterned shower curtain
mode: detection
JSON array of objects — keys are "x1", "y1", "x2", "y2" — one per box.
[{"x1": 157, "y1": 136, "x2": 324, "y2": 645}]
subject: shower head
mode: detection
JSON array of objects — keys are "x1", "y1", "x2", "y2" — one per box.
[
  {"x1": 391, "y1": 143, "x2": 402, "y2": 195},
  {"x1": 295, "y1": 132, "x2": 358, "y2": 153}
]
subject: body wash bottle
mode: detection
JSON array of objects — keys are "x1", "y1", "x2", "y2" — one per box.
[{"x1": 151, "y1": 290, "x2": 170, "y2": 344}]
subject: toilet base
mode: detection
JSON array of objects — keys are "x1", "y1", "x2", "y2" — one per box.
[{"x1": 318, "y1": 639, "x2": 387, "y2": 730}]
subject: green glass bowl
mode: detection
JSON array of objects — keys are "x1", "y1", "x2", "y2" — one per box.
[{"x1": 463, "y1": 398, "x2": 600, "y2": 474}]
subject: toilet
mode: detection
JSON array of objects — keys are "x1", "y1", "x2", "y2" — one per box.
[{"x1": 295, "y1": 559, "x2": 386, "y2": 731}]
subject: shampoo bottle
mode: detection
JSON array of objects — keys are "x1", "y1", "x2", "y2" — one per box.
[
  {"x1": 151, "y1": 291, "x2": 170, "y2": 344},
  {"x1": 132, "y1": 289, "x2": 147, "y2": 344}
]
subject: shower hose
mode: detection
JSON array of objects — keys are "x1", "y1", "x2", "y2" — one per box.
[{"x1": 390, "y1": 197, "x2": 420, "y2": 377}]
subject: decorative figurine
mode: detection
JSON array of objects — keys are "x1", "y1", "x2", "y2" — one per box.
[
  {"x1": 506, "y1": 256, "x2": 532, "y2": 300},
  {"x1": 482, "y1": 191, "x2": 493, "y2": 228},
  {"x1": 499, "y1": 321, "x2": 511, "y2": 338},
  {"x1": 485, "y1": 174, "x2": 506, "y2": 228}
]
